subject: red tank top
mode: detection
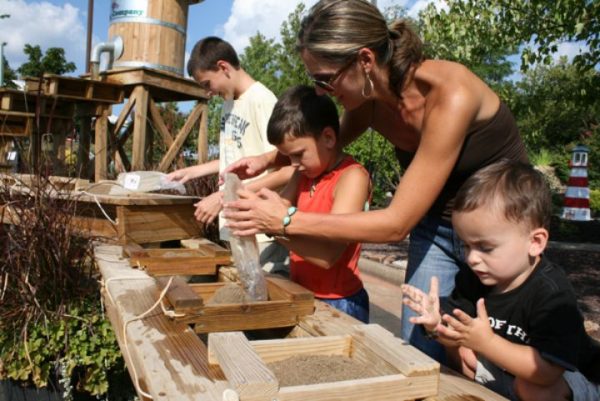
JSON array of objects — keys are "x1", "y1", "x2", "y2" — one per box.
[{"x1": 290, "y1": 155, "x2": 366, "y2": 299}]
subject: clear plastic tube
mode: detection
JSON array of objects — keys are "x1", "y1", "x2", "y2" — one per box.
[{"x1": 223, "y1": 173, "x2": 268, "y2": 301}]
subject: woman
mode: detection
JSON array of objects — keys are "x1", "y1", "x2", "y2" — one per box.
[{"x1": 224, "y1": 0, "x2": 527, "y2": 362}]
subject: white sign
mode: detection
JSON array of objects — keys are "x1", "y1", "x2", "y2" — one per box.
[
  {"x1": 7, "y1": 151, "x2": 17, "y2": 161},
  {"x1": 123, "y1": 173, "x2": 141, "y2": 190},
  {"x1": 111, "y1": 0, "x2": 148, "y2": 21}
]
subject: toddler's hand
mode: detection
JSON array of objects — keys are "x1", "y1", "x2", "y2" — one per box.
[{"x1": 401, "y1": 276, "x2": 442, "y2": 332}]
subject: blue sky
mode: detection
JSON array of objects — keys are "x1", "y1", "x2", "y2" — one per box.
[
  {"x1": 0, "y1": 0, "x2": 587, "y2": 83},
  {"x1": 0, "y1": 0, "x2": 434, "y2": 77}
]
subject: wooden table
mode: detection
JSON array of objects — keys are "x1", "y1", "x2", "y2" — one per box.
[{"x1": 94, "y1": 244, "x2": 509, "y2": 401}]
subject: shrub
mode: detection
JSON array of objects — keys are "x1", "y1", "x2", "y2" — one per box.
[
  {"x1": 590, "y1": 189, "x2": 600, "y2": 218},
  {"x1": 0, "y1": 175, "x2": 127, "y2": 398}
]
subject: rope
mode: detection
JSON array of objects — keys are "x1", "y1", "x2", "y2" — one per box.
[{"x1": 102, "y1": 274, "x2": 184, "y2": 399}]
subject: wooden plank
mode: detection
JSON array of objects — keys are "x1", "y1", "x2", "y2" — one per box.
[
  {"x1": 208, "y1": 332, "x2": 278, "y2": 401},
  {"x1": 118, "y1": 204, "x2": 202, "y2": 244},
  {"x1": 125, "y1": 248, "x2": 229, "y2": 276},
  {"x1": 0, "y1": 112, "x2": 33, "y2": 136},
  {"x1": 424, "y1": 366, "x2": 509, "y2": 401},
  {"x1": 94, "y1": 105, "x2": 110, "y2": 181},
  {"x1": 102, "y1": 68, "x2": 208, "y2": 101},
  {"x1": 352, "y1": 324, "x2": 440, "y2": 377},
  {"x1": 210, "y1": 335, "x2": 353, "y2": 365},
  {"x1": 158, "y1": 102, "x2": 204, "y2": 171},
  {"x1": 131, "y1": 85, "x2": 149, "y2": 170},
  {"x1": 149, "y1": 99, "x2": 175, "y2": 148},
  {"x1": 185, "y1": 298, "x2": 315, "y2": 333},
  {"x1": 265, "y1": 275, "x2": 314, "y2": 302},
  {"x1": 156, "y1": 276, "x2": 204, "y2": 312},
  {"x1": 94, "y1": 244, "x2": 228, "y2": 401},
  {"x1": 278, "y1": 374, "x2": 438, "y2": 401},
  {"x1": 181, "y1": 238, "x2": 231, "y2": 257},
  {"x1": 25, "y1": 75, "x2": 124, "y2": 103}
]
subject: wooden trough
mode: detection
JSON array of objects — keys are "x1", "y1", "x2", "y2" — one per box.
[
  {"x1": 124, "y1": 240, "x2": 232, "y2": 276},
  {"x1": 95, "y1": 243, "x2": 510, "y2": 401},
  {"x1": 208, "y1": 327, "x2": 439, "y2": 401},
  {"x1": 154, "y1": 274, "x2": 315, "y2": 333}
]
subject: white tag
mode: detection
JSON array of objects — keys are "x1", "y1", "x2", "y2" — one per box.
[
  {"x1": 123, "y1": 173, "x2": 141, "y2": 190},
  {"x1": 7, "y1": 151, "x2": 17, "y2": 161}
]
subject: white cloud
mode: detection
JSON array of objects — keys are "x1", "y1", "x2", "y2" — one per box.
[
  {"x1": 0, "y1": 0, "x2": 86, "y2": 74},
  {"x1": 220, "y1": 0, "x2": 442, "y2": 54},
  {"x1": 221, "y1": 0, "x2": 318, "y2": 53},
  {"x1": 552, "y1": 41, "x2": 588, "y2": 63}
]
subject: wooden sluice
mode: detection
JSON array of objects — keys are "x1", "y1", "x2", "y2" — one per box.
[{"x1": 95, "y1": 241, "x2": 510, "y2": 401}]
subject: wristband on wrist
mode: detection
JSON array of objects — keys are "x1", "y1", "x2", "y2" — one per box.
[{"x1": 282, "y1": 206, "x2": 297, "y2": 236}]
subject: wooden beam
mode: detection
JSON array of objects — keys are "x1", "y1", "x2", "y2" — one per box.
[
  {"x1": 208, "y1": 332, "x2": 279, "y2": 401},
  {"x1": 197, "y1": 101, "x2": 208, "y2": 163},
  {"x1": 94, "y1": 105, "x2": 110, "y2": 181},
  {"x1": 149, "y1": 99, "x2": 174, "y2": 148},
  {"x1": 114, "y1": 92, "x2": 137, "y2": 135},
  {"x1": 157, "y1": 103, "x2": 204, "y2": 172},
  {"x1": 352, "y1": 324, "x2": 439, "y2": 377},
  {"x1": 155, "y1": 276, "x2": 204, "y2": 312},
  {"x1": 131, "y1": 85, "x2": 149, "y2": 171}
]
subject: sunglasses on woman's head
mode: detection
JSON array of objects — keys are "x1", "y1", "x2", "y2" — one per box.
[{"x1": 310, "y1": 57, "x2": 356, "y2": 92}]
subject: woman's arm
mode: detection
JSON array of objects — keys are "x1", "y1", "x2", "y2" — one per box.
[
  {"x1": 226, "y1": 86, "x2": 479, "y2": 242},
  {"x1": 277, "y1": 166, "x2": 370, "y2": 268}
]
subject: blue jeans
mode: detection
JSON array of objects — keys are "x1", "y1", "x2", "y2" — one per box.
[
  {"x1": 401, "y1": 214, "x2": 467, "y2": 363},
  {"x1": 320, "y1": 287, "x2": 370, "y2": 323}
]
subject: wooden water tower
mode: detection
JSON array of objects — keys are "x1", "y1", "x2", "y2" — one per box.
[
  {"x1": 109, "y1": 0, "x2": 195, "y2": 76},
  {"x1": 93, "y1": 0, "x2": 209, "y2": 181}
]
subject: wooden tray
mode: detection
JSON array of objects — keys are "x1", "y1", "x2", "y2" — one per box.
[
  {"x1": 208, "y1": 325, "x2": 440, "y2": 401},
  {"x1": 124, "y1": 243, "x2": 231, "y2": 276},
  {"x1": 156, "y1": 274, "x2": 315, "y2": 333}
]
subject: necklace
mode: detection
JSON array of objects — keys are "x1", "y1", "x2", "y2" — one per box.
[{"x1": 309, "y1": 154, "x2": 346, "y2": 197}]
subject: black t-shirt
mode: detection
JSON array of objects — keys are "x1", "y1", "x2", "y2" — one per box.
[{"x1": 447, "y1": 257, "x2": 598, "y2": 382}]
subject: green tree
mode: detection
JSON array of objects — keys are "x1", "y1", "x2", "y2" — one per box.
[
  {"x1": 419, "y1": 0, "x2": 599, "y2": 72},
  {"x1": 17, "y1": 44, "x2": 76, "y2": 77},
  {"x1": 1, "y1": 56, "x2": 18, "y2": 88},
  {"x1": 240, "y1": 33, "x2": 280, "y2": 93},
  {"x1": 510, "y1": 58, "x2": 599, "y2": 186}
]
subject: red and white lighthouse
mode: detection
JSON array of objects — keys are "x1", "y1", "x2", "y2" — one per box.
[{"x1": 561, "y1": 144, "x2": 591, "y2": 221}]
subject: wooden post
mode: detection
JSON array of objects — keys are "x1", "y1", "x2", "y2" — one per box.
[
  {"x1": 198, "y1": 101, "x2": 208, "y2": 163},
  {"x1": 94, "y1": 105, "x2": 110, "y2": 181},
  {"x1": 131, "y1": 85, "x2": 149, "y2": 171},
  {"x1": 77, "y1": 105, "x2": 93, "y2": 179}
]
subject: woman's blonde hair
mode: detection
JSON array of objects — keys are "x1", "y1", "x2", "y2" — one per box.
[{"x1": 297, "y1": 0, "x2": 423, "y2": 96}]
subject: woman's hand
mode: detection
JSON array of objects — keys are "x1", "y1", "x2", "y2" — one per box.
[{"x1": 223, "y1": 187, "x2": 289, "y2": 236}]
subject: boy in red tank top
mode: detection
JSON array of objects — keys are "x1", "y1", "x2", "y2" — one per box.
[{"x1": 265, "y1": 85, "x2": 371, "y2": 322}]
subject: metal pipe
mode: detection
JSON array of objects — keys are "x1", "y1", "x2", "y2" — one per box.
[
  {"x1": 85, "y1": 0, "x2": 94, "y2": 73},
  {"x1": 90, "y1": 36, "x2": 123, "y2": 80},
  {"x1": 0, "y1": 42, "x2": 7, "y2": 87}
]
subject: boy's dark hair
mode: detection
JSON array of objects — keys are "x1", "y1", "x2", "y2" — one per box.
[
  {"x1": 187, "y1": 37, "x2": 240, "y2": 76},
  {"x1": 453, "y1": 160, "x2": 552, "y2": 230},
  {"x1": 267, "y1": 85, "x2": 339, "y2": 145}
]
